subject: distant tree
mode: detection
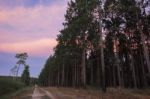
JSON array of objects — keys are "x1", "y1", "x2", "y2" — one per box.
[
  {"x1": 15, "y1": 53, "x2": 28, "y2": 77},
  {"x1": 10, "y1": 65, "x2": 18, "y2": 80},
  {"x1": 21, "y1": 65, "x2": 30, "y2": 86}
]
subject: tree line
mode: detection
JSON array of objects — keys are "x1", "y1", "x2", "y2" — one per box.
[{"x1": 38, "y1": 0, "x2": 150, "y2": 92}]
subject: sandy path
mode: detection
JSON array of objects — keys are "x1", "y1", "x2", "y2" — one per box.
[
  {"x1": 32, "y1": 86, "x2": 44, "y2": 99},
  {"x1": 32, "y1": 85, "x2": 56, "y2": 99},
  {"x1": 40, "y1": 88, "x2": 57, "y2": 99}
]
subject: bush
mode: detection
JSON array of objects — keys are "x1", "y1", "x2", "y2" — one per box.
[{"x1": 0, "y1": 78, "x2": 25, "y2": 96}]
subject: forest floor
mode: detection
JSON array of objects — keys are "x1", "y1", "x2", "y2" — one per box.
[{"x1": 44, "y1": 87, "x2": 150, "y2": 99}]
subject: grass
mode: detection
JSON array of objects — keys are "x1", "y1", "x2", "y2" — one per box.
[
  {"x1": 1, "y1": 87, "x2": 31, "y2": 99},
  {"x1": 0, "y1": 78, "x2": 25, "y2": 98}
]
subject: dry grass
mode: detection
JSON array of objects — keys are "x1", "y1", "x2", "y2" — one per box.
[{"x1": 44, "y1": 87, "x2": 150, "y2": 99}]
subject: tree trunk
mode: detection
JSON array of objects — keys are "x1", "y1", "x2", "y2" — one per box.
[
  {"x1": 140, "y1": 50, "x2": 148, "y2": 88},
  {"x1": 130, "y1": 54, "x2": 137, "y2": 88},
  {"x1": 58, "y1": 71, "x2": 60, "y2": 87},
  {"x1": 62, "y1": 58, "x2": 65, "y2": 86},
  {"x1": 75, "y1": 57, "x2": 77, "y2": 87},
  {"x1": 115, "y1": 53, "x2": 122, "y2": 87},
  {"x1": 91, "y1": 60, "x2": 94, "y2": 85},
  {"x1": 82, "y1": 49, "x2": 86, "y2": 87},
  {"x1": 97, "y1": 58, "x2": 100, "y2": 86},
  {"x1": 98, "y1": 3, "x2": 106, "y2": 92},
  {"x1": 113, "y1": 64, "x2": 117, "y2": 87},
  {"x1": 141, "y1": 33, "x2": 150, "y2": 73}
]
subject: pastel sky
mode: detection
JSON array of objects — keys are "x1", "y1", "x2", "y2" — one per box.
[{"x1": 0, "y1": 0, "x2": 69, "y2": 77}]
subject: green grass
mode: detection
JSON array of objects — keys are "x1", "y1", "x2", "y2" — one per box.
[{"x1": 0, "y1": 78, "x2": 25, "y2": 97}]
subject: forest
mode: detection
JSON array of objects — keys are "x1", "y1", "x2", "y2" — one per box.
[{"x1": 38, "y1": 0, "x2": 150, "y2": 92}]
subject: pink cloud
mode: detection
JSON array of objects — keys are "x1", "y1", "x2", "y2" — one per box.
[
  {"x1": 0, "y1": 38, "x2": 57, "y2": 57},
  {"x1": 0, "y1": 1, "x2": 68, "y2": 57},
  {"x1": 0, "y1": 4, "x2": 67, "y2": 39}
]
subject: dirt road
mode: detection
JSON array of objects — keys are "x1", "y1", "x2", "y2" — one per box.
[
  {"x1": 12, "y1": 86, "x2": 150, "y2": 99},
  {"x1": 32, "y1": 85, "x2": 55, "y2": 99}
]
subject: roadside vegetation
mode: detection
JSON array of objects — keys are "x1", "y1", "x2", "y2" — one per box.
[
  {"x1": 0, "y1": 78, "x2": 25, "y2": 98},
  {"x1": 0, "y1": 53, "x2": 34, "y2": 98},
  {"x1": 0, "y1": 75, "x2": 37, "y2": 99}
]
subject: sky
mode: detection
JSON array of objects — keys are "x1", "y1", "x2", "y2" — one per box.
[{"x1": 0, "y1": 0, "x2": 69, "y2": 77}]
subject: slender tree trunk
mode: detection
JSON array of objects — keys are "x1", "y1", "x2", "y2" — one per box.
[
  {"x1": 76, "y1": 58, "x2": 79, "y2": 87},
  {"x1": 98, "y1": 4, "x2": 106, "y2": 92},
  {"x1": 62, "y1": 58, "x2": 65, "y2": 86},
  {"x1": 72, "y1": 63, "x2": 75, "y2": 87},
  {"x1": 115, "y1": 53, "x2": 122, "y2": 87},
  {"x1": 97, "y1": 58, "x2": 100, "y2": 86},
  {"x1": 82, "y1": 49, "x2": 86, "y2": 87},
  {"x1": 100, "y1": 44, "x2": 106, "y2": 92},
  {"x1": 75, "y1": 57, "x2": 77, "y2": 87},
  {"x1": 48, "y1": 72, "x2": 50, "y2": 86},
  {"x1": 91, "y1": 60, "x2": 94, "y2": 85},
  {"x1": 113, "y1": 63, "x2": 117, "y2": 87},
  {"x1": 58, "y1": 71, "x2": 60, "y2": 87},
  {"x1": 130, "y1": 53, "x2": 137, "y2": 88}
]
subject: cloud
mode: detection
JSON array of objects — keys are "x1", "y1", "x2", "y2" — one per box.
[
  {"x1": 0, "y1": 38, "x2": 57, "y2": 57},
  {"x1": 0, "y1": 0, "x2": 68, "y2": 56},
  {"x1": 0, "y1": 0, "x2": 70, "y2": 77},
  {"x1": 0, "y1": 3, "x2": 67, "y2": 41},
  {"x1": 0, "y1": 0, "x2": 66, "y2": 9}
]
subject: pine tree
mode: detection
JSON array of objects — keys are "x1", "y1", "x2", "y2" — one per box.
[
  {"x1": 15, "y1": 53, "x2": 28, "y2": 78},
  {"x1": 21, "y1": 65, "x2": 30, "y2": 86},
  {"x1": 38, "y1": 0, "x2": 150, "y2": 90}
]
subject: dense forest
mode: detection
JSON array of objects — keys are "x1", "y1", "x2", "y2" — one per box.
[{"x1": 38, "y1": 0, "x2": 150, "y2": 92}]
